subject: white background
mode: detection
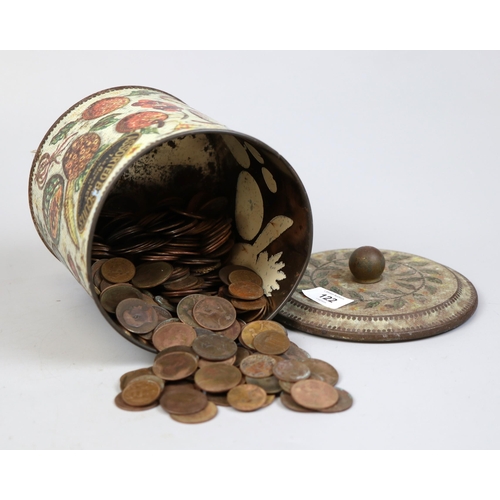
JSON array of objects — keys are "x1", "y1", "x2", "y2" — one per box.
[{"x1": 1, "y1": 51, "x2": 499, "y2": 458}]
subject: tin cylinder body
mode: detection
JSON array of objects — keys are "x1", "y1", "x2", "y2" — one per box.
[{"x1": 29, "y1": 86, "x2": 312, "y2": 351}]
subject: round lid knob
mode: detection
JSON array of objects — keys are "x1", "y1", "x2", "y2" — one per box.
[{"x1": 348, "y1": 246, "x2": 385, "y2": 284}]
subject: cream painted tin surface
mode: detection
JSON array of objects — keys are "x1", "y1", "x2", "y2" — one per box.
[{"x1": 29, "y1": 86, "x2": 313, "y2": 349}]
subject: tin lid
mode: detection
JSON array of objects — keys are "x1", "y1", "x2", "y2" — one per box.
[{"x1": 277, "y1": 248, "x2": 478, "y2": 342}]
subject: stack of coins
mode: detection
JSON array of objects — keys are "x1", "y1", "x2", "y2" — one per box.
[{"x1": 115, "y1": 313, "x2": 353, "y2": 423}]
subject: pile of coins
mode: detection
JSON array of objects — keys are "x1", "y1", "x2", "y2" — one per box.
[{"x1": 115, "y1": 313, "x2": 353, "y2": 423}]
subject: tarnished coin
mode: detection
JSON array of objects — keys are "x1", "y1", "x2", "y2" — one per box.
[
  {"x1": 228, "y1": 281, "x2": 264, "y2": 301},
  {"x1": 234, "y1": 346, "x2": 251, "y2": 367},
  {"x1": 192, "y1": 296, "x2": 237, "y2": 331},
  {"x1": 280, "y1": 342, "x2": 311, "y2": 362},
  {"x1": 194, "y1": 364, "x2": 242, "y2": 392},
  {"x1": 191, "y1": 334, "x2": 238, "y2": 361},
  {"x1": 253, "y1": 330, "x2": 290, "y2": 355},
  {"x1": 160, "y1": 387, "x2": 208, "y2": 415},
  {"x1": 219, "y1": 264, "x2": 249, "y2": 285},
  {"x1": 291, "y1": 379, "x2": 339, "y2": 410},
  {"x1": 131, "y1": 261, "x2": 173, "y2": 288},
  {"x1": 272, "y1": 359, "x2": 311, "y2": 382},
  {"x1": 101, "y1": 257, "x2": 136, "y2": 283},
  {"x1": 280, "y1": 391, "x2": 311, "y2": 412},
  {"x1": 228, "y1": 269, "x2": 263, "y2": 286},
  {"x1": 231, "y1": 296, "x2": 268, "y2": 312},
  {"x1": 195, "y1": 327, "x2": 217, "y2": 336},
  {"x1": 115, "y1": 393, "x2": 159, "y2": 412},
  {"x1": 227, "y1": 384, "x2": 267, "y2": 412},
  {"x1": 240, "y1": 320, "x2": 287, "y2": 349},
  {"x1": 261, "y1": 394, "x2": 276, "y2": 408},
  {"x1": 121, "y1": 377, "x2": 162, "y2": 407},
  {"x1": 100, "y1": 284, "x2": 143, "y2": 313},
  {"x1": 278, "y1": 380, "x2": 295, "y2": 393},
  {"x1": 152, "y1": 322, "x2": 197, "y2": 351},
  {"x1": 198, "y1": 354, "x2": 236, "y2": 368},
  {"x1": 116, "y1": 298, "x2": 158, "y2": 334},
  {"x1": 319, "y1": 388, "x2": 353, "y2": 413},
  {"x1": 218, "y1": 320, "x2": 241, "y2": 341},
  {"x1": 152, "y1": 305, "x2": 173, "y2": 322},
  {"x1": 120, "y1": 367, "x2": 154, "y2": 390},
  {"x1": 239, "y1": 354, "x2": 277, "y2": 378},
  {"x1": 154, "y1": 295, "x2": 176, "y2": 312},
  {"x1": 153, "y1": 351, "x2": 198, "y2": 380},
  {"x1": 206, "y1": 392, "x2": 230, "y2": 407},
  {"x1": 169, "y1": 401, "x2": 218, "y2": 424},
  {"x1": 245, "y1": 375, "x2": 282, "y2": 394},
  {"x1": 176, "y1": 294, "x2": 206, "y2": 327},
  {"x1": 303, "y1": 358, "x2": 339, "y2": 386}
]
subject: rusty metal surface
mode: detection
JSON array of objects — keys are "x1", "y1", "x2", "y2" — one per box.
[{"x1": 277, "y1": 249, "x2": 478, "y2": 342}]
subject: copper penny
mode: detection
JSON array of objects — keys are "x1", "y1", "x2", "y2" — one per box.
[
  {"x1": 101, "y1": 257, "x2": 136, "y2": 283},
  {"x1": 319, "y1": 388, "x2": 354, "y2": 413},
  {"x1": 280, "y1": 391, "x2": 311, "y2": 412},
  {"x1": 152, "y1": 305, "x2": 172, "y2": 322},
  {"x1": 152, "y1": 322, "x2": 197, "y2": 351},
  {"x1": 169, "y1": 401, "x2": 218, "y2": 424},
  {"x1": 291, "y1": 379, "x2": 339, "y2": 410},
  {"x1": 121, "y1": 377, "x2": 162, "y2": 407},
  {"x1": 272, "y1": 359, "x2": 311, "y2": 382},
  {"x1": 228, "y1": 269, "x2": 263, "y2": 286},
  {"x1": 194, "y1": 364, "x2": 242, "y2": 392},
  {"x1": 234, "y1": 346, "x2": 251, "y2": 367},
  {"x1": 227, "y1": 384, "x2": 267, "y2": 411},
  {"x1": 303, "y1": 358, "x2": 339, "y2": 386},
  {"x1": 115, "y1": 393, "x2": 159, "y2": 412},
  {"x1": 192, "y1": 296, "x2": 236, "y2": 331},
  {"x1": 116, "y1": 298, "x2": 158, "y2": 334},
  {"x1": 253, "y1": 330, "x2": 290, "y2": 355},
  {"x1": 239, "y1": 354, "x2": 277, "y2": 378},
  {"x1": 278, "y1": 380, "x2": 295, "y2": 393},
  {"x1": 261, "y1": 394, "x2": 276, "y2": 408},
  {"x1": 240, "y1": 320, "x2": 287, "y2": 349},
  {"x1": 280, "y1": 342, "x2": 311, "y2": 362},
  {"x1": 100, "y1": 284, "x2": 143, "y2": 313},
  {"x1": 218, "y1": 320, "x2": 241, "y2": 341},
  {"x1": 131, "y1": 261, "x2": 173, "y2": 288},
  {"x1": 245, "y1": 375, "x2": 282, "y2": 394},
  {"x1": 191, "y1": 334, "x2": 238, "y2": 361},
  {"x1": 198, "y1": 354, "x2": 236, "y2": 368},
  {"x1": 231, "y1": 296, "x2": 268, "y2": 312},
  {"x1": 160, "y1": 387, "x2": 208, "y2": 415},
  {"x1": 176, "y1": 294, "x2": 206, "y2": 327},
  {"x1": 153, "y1": 351, "x2": 198, "y2": 380},
  {"x1": 120, "y1": 367, "x2": 154, "y2": 390},
  {"x1": 219, "y1": 264, "x2": 249, "y2": 285},
  {"x1": 206, "y1": 392, "x2": 230, "y2": 407},
  {"x1": 228, "y1": 281, "x2": 264, "y2": 301}
]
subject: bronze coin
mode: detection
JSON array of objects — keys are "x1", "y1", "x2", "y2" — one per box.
[
  {"x1": 227, "y1": 384, "x2": 267, "y2": 412},
  {"x1": 120, "y1": 367, "x2": 154, "y2": 390},
  {"x1": 152, "y1": 322, "x2": 197, "y2": 351},
  {"x1": 278, "y1": 380, "x2": 295, "y2": 393},
  {"x1": 115, "y1": 393, "x2": 159, "y2": 412},
  {"x1": 141, "y1": 293, "x2": 157, "y2": 306},
  {"x1": 272, "y1": 359, "x2": 311, "y2": 382},
  {"x1": 231, "y1": 296, "x2": 268, "y2": 312},
  {"x1": 169, "y1": 401, "x2": 218, "y2": 424},
  {"x1": 234, "y1": 346, "x2": 251, "y2": 367},
  {"x1": 279, "y1": 391, "x2": 311, "y2": 412},
  {"x1": 245, "y1": 375, "x2": 282, "y2": 394},
  {"x1": 153, "y1": 351, "x2": 198, "y2": 380},
  {"x1": 218, "y1": 320, "x2": 241, "y2": 341},
  {"x1": 191, "y1": 334, "x2": 238, "y2": 361},
  {"x1": 160, "y1": 387, "x2": 208, "y2": 415},
  {"x1": 154, "y1": 295, "x2": 177, "y2": 312},
  {"x1": 163, "y1": 274, "x2": 199, "y2": 291},
  {"x1": 116, "y1": 298, "x2": 158, "y2": 334},
  {"x1": 198, "y1": 354, "x2": 236, "y2": 368},
  {"x1": 195, "y1": 327, "x2": 217, "y2": 337},
  {"x1": 253, "y1": 330, "x2": 290, "y2": 355},
  {"x1": 228, "y1": 281, "x2": 264, "y2": 301},
  {"x1": 152, "y1": 305, "x2": 173, "y2": 322},
  {"x1": 206, "y1": 392, "x2": 230, "y2": 407},
  {"x1": 192, "y1": 296, "x2": 237, "y2": 331},
  {"x1": 121, "y1": 377, "x2": 162, "y2": 407},
  {"x1": 101, "y1": 257, "x2": 136, "y2": 283},
  {"x1": 228, "y1": 269, "x2": 263, "y2": 286},
  {"x1": 194, "y1": 364, "x2": 242, "y2": 392},
  {"x1": 156, "y1": 344, "x2": 199, "y2": 360},
  {"x1": 319, "y1": 388, "x2": 354, "y2": 413},
  {"x1": 280, "y1": 342, "x2": 311, "y2": 362},
  {"x1": 291, "y1": 379, "x2": 339, "y2": 410},
  {"x1": 303, "y1": 358, "x2": 339, "y2": 386},
  {"x1": 239, "y1": 354, "x2": 277, "y2": 378},
  {"x1": 261, "y1": 394, "x2": 276, "y2": 408},
  {"x1": 131, "y1": 261, "x2": 173, "y2": 288},
  {"x1": 219, "y1": 264, "x2": 249, "y2": 285},
  {"x1": 176, "y1": 294, "x2": 206, "y2": 327},
  {"x1": 240, "y1": 320, "x2": 287, "y2": 349},
  {"x1": 100, "y1": 284, "x2": 143, "y2": 313}
]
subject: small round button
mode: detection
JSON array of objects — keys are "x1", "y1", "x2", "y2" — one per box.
[{"x1": 348, "y1": 246, "x2": 385, "y2": 284}]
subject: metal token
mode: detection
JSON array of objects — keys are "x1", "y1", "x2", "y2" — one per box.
[
  {"x1": 100, "y1": 284, "x2": 143, "y2": 313},
  {"x1": 239, "y1": 354, "x2": 277, "y2": 378},
  {"x1": 153, "y1": 351, "x2": 198, "y2": 380},
  {"x1": 116, "y1": 298, "x2": 159, "y2": 334},
  {"x1": 291, "y1": 379, "x2": 339, "y2": 410},
  {"x1": 169, "y1": 401, "x2": 218, "y2": 424},
  {"x1": 194, "y1": 364, "x2": 242, "y2": 392},
  {"x1": 121, "y1": 377, "x2": 162, "y2": 407},
  {"x1": 114, "y1": 393, "x2": 159, "y2": 412},
  {"x1": 101, "y1": 257, "x2": 136, "y2": 283},
  {"x1": 192, "y1": 296, "x2": 237, "y2": 331},
  {"x1": 131, "y1": 261, "x2": 173, "y2": 288},
  {"x1": 253, "y1": 330, "x2": 290, "y2": 355},
  {"x1": 318, "y1": 388, "x2": 353, "y2": 413},
  {"x1": 227, "y1": 384, "x2": 267, "y2": 412},
  {"x1": 272, "y1": 359, "x2": 311, "y2": 382},
  {"x1": 228, "y1": 281, "x2": 264, "y2": 301},
  {"x1": 160, "y1": 387, "x2": 208, "y2": 415},
  {"x1": 191, "y1": 334, "x2": 238, "y2": 361},
  {"x1": 152, "y1": 322, "x2": 196, "y2": 351}
]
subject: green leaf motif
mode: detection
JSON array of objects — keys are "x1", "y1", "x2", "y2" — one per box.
[
  {"x1": 396, "y1": 281, "x2": 417, "y2": 290},
  {"x1": 90, "y1": 114, "x2": 121, "y2": 131},
  {"x1": 365, "y1": 301, "x2": 380, "y2": 309},
  {"x1": 382, "y1": 288, "x2": 404, "y2": 295},
  {"x1": 393, "y1": 298, "x2": 406, "y2": 309},
  {"x1": 141, "y1": 126, "x2": 160, "y2": 134},
  {"x1": 409, "y1": 261, "x2": 429, "y2": 267},
  {"x1": 349, "y1": 291, "x2": 364, "y2": 302},
  {"x1": 314, "y1": 270, "x2": 330, "y2": 279},
  {"x1": 426, "y1": 277, "x2": 443, "y2": 284},
  {"x1": 421, "y1": 268, "x2": 440, "y2": 274},
  {"x1": 329, "y1": 285, "x2": 344, "y2": 295},
  {"x1": 325, "y1": 252, "x2": 338, "y2": 262},
  {"x1": 318, "y1": 278, "x2": 329, "y2": 288},
  {"x1": 413, "y1": 293, "x2": 427, "y2": 303},
  {"x1": 399, "y1": 277, "x2": 423, "y2": 282},
  {"x1": 128, "y1": 89, "x2": 156, "y2": 96},
  {"x1": 309, "y1": 258, "x2": 322, "y2": 268},
  {"x1": 388, "y1": 263, "x2": 400, "y2": 271},
  {"x1": 50, "y1": 120, "x2": 77, "y2": 145}
]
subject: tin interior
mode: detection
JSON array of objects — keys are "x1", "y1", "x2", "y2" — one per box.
[{"x1": 90, "y1": 131, "x2": 312, "y2": 351}]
